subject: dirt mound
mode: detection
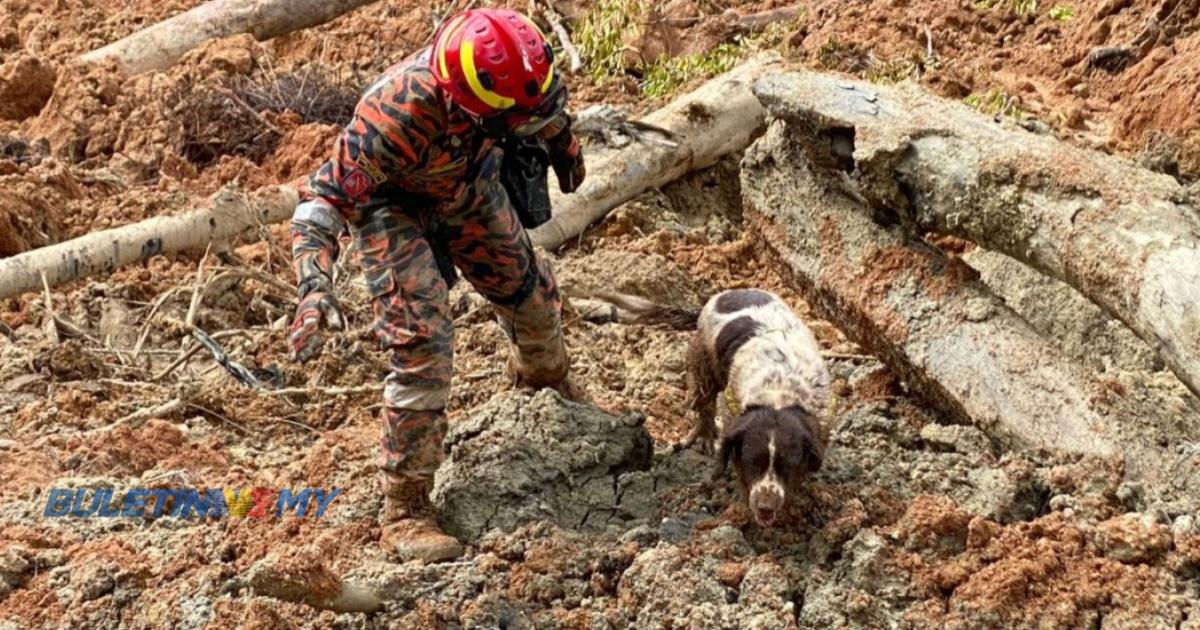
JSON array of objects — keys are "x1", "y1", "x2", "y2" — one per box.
[
  {"x1": 793, "y1": 0, "x2": 1200, "y2": 174},
  {"x1": 433, "y1": 390, "x2": 655, "y2": 541},
  {"x1": 0, "y1": 53, "x2": 54, "y2": 121}
]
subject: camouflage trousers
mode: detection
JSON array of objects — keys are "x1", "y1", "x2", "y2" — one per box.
[{"x1": 354, "y1": 151, "x2": 569, "y2": 487}]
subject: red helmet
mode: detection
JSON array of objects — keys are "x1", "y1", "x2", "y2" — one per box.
[{"x1": 431, "y1": 8, "x2": 562, "y2": 128}]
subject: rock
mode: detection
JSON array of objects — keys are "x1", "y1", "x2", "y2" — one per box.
[
  {"x1": 0, "y1": 546, "x2": 31, "y2": 595},
  {"x1": 801, "y1": 531, "x2": 909, "y2": 628},
  {"x1": 919, "y1": 423, "x2": 993, "y2": 455},
  {"x1": 1096, "y1": 513, "x2": 1172, "y2": 564},
  {"x1": 893, "y1": 495, "x2": 971, "y2": 555},
  {"x1": 72, "y1": 561, "x2": 116, "y2": 602},
  {"x1": 0, "y1": 53, "x2": 54, "y2": 121},
  {"x1": 1115, "y1": 482, "x2": 1144, "y2": 510},
  {"x1": 246, "y1": 547, "x2": 383, "y2": 613},
  {"x1": 962, "y1": 460, "x2": 1044, "y2": 523},
  {"x1": 1173, "y1": 514, "x2": 1195, "y2": 538},
  {"x1": 432, "y1": 390, "x2": 654, "y2": 542},
  {"x1": 618, "y1": 524, "x2": 658, "y2": 548},
  {"x1": 966, "y1": 516, "x2": 1001, "y2": 549},
  {"x1": 616, "y1": 531, "x2": 791, "y2": 629}
]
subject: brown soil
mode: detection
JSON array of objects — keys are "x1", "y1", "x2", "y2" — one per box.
[{"x1": 0, "y1": 0, "x2": 1197, "y2": 628}]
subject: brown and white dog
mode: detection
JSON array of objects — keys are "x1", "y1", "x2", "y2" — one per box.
[{"x1": 596, "y1": 288, "x2": 829, "y2": 528}]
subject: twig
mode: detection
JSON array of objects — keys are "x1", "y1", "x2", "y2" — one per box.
[
  {"x1": 186, "y1": 403, "x2": 247, "y2": 434},
  {"x1": 215, "y1": 85, "x2": 285, "y2": 137},
  {"x1": 91, "y1": 347, "x2": 179, "y2": 357},
  {"x1": 924, "y1": 24, "x2": 935, "y2": 60},
  {"x1": 40, "y1": 271, "x2": 59, "y2": 344},
  {"x1": 820, "y1": 351, "x2": 879, "y2": 362},
  {"x1": 539, "y1": 1, "x2": 584, "y2": 74},
  {"x1": 463, "y1": 369, "x2": 500, "y2": 381},
  {"x1": 208, "y1": 266, "x2": 297, "y2": 302},
  {"x1": 142, "y1": 469, "x2": 190, "y2": 484},
  {"x1": 133, "y1": 286, "x2": 188, "y2": 360},
  {"x1": 261, "y1": 384, "x2": 381, "y2": 397},
  {"x1": 98, "y1": 378, "x2": 167, "y2": 389},
  {"x1": 184, "y1": 247, "x2": 212, "y2": 331},
  {"x1": 153, "y1": 342, "x2": 207, "y2": 381},
  {"x1": 276, "y1": 415, "x2": 319, "y2": 433},
  {"x1": 34, "y1": 276, "x2": 99, "y2": 345},
  {"x1": 112, "y1": 398, "x2": 185, "y2": 430}
]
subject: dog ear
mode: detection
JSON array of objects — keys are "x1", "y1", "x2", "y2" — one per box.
[
  {"x1": 799, "y1": 421, "x2": 825, "y2": 473},
  {"x1": 802, "y1": 434, "x2": 824, "y2": 473},
  {"x1": 779, "y1": 410, "x2": 825, "y2": 475},
  {"x1": 712, "y1": 414, "x2": 750, "y2": 481}
]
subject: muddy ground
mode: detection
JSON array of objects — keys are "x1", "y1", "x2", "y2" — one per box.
[{"x1": 1, "y1": 0, "x2": 1199, "y2": 628}]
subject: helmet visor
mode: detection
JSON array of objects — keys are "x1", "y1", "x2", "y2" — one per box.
[{"x1": 498, "y1": 86, "x2": 568, "y2": 138}]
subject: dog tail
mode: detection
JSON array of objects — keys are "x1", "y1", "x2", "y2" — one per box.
[{"x1": 592, "y1": 290, "x2": 700, "y2": 331}]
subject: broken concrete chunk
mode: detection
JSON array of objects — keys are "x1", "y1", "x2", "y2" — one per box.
[
  {"x1": 919, "y1": 423, "x2": 993, "y2": 455},
  {"x1": 432, "y1": 390, "x2": 654, "y2": 543},
  {"x1": 0, "y1": 546, "x2": 32, "y2": 598},
  {"x1": 1095, "y1": 513, "x2": 1173, "y2": 564},
  {"x1": 617, "y1": 528, "x2": 792, "y2": 629},
  {"x1": 246, "y1": 547, "x2": 383, "y2": 613}
]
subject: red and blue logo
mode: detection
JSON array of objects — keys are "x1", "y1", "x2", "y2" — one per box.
[{"x1": 42, "y1": 487, "x2": 343, "y2": 519}]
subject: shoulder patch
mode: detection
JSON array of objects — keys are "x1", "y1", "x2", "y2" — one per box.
[{"x1": 342, "y1": 169, "x2": 373, "y2": 199}]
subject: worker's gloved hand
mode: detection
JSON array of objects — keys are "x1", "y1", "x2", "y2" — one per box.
[
  {"x1": 289, "y1": 288, "x2": 346, "y2": 363},
  {"x1": 547, "y1": 129, "x2": 585, "y2": 194}
]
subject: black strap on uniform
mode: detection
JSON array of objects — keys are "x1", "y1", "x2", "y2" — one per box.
[{"x1": 490, "y1": 261, "x2": 539, "y2": 308}]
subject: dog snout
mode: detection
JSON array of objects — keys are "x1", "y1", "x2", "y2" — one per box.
[{"x1": 749, "y1": 484, "x2": 784, "y2": 527}]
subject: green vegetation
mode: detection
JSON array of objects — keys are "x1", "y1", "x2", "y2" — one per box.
[
  {"x1": 576, "y1": 1, "x2": 804, "y2": 98},
  {"x1": 964, "y1": 89, "x2": 1026, "y2": 120},
  {"x1": 640, "y1": 43, "x2": 741, "y2": 98},
  {"x1": 1049, "y1": 5, "x2": 1075, "y2": 21},
  {"x1": 864, "y1": 55, "x2": 923, "y2": 85},
  {"x1": 973, "y1": 0, "x2": 1039, "y2": 15},
  {"x1": 575, "y1": 0, "x2": 646, "y2": 84},
  {"x1": 816, "y1": 36, "x2": 927, "y2": 85}
]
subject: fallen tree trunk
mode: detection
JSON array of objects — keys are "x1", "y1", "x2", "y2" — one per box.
[
  {"x1": 2, "y1": 55, "x2": 777, "y2": 298},
  {"x1": 80, "y1": 0, "x2": 379, "y2": 76},
  {"x1": 741, "y1": 104, "x2": 1200, "y2": 485},
  {"x1": 531, "y1": 53, "x2": 778, "y2": 250},
  {"x1": 0, "y1": 186, "x2": 298, "y2": 298},
  {"x1": 752, "y1": 72, "x2": 1200, "y2": 399}
]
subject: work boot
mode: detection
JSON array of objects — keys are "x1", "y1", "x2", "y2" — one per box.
[
  {"x1": 379, "y1": 474, "x2": 463, "y2": 564},
  {"x1": 505, "y1": 353, "x2": 592, "y2": 404}
]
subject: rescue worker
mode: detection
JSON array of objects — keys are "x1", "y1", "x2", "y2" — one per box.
[{"x1": 287, "y1": 8, "x2": 586, "y2": 562}]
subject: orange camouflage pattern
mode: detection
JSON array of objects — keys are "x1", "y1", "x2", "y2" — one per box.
[{"x1": 292, "y1": 52, "x2": 578, "y2": 480}]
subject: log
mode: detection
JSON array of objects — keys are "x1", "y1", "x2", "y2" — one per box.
[
  {"x1": 741, "y1": 105, "x2": 1200, "y2": 486},
  {"x1": 0, "y1": 186, "x2": 298, "y2": 299},
  {"x1": 532, "y1": 53, "x2": 778, "y2": 249},
  {"x1": 752, "y1": 72, "x2": 1200, "y2": 400},
  {"x1": 80, "y1": 0, "x2": 380, "y2": 76},
  {"x1": 1, "y1": 56, "x2": 777, "y2": 298}
]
